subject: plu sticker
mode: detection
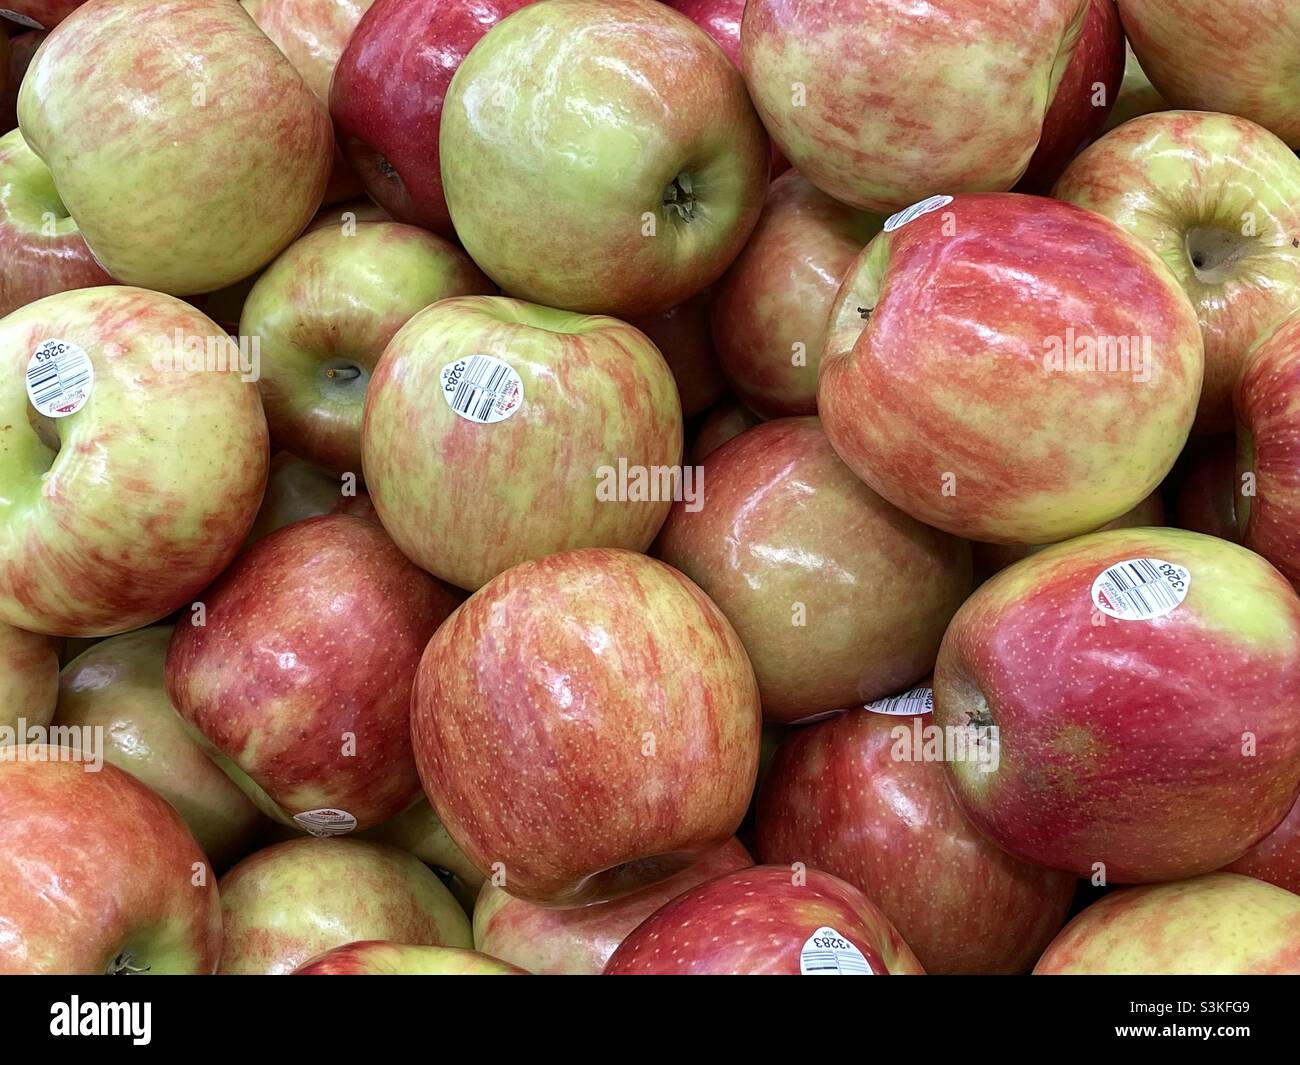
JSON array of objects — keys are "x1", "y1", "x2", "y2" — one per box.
[
  {"x1": 440, "y1": 354, "x2": 523, "y2": 424},
  {"x1": 799, "y1": 927, "x2": 875, "y2": 975},
  {"x1": 26, "y1": 339, "x2": 93, "y2": 418},
  {"x1": 0, "y1": 9, "x2": 44, "y2": 29},
  {"x1": 292, "y1": 808, "x2": 358, "y2": 838},
  {"x1": 865, "y1": 686, "x2": 934, "y2": 716},
  {"x1": 882, "y1": 194, "x2": 953, "y2": 233},
  {"x1": 1091, "y1": 558, "x2": 1190, "y2": 621}
]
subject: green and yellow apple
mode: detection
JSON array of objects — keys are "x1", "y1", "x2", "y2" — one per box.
[
  {"x1": 0, "y1": 620, "x2": 58, "y2": 729},
  {"x1": 1103, "y1": 41, "x2": 1168, "y2": 132},
  {"x1": 246, "y1": 451, "x2": 376, "y2": 546}
]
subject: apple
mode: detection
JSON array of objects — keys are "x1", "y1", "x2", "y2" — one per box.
[
  {"x1": 0, "y1": 4, "x2": 83, "y2": 30},
  {"x1": 18, "y1": 0, "x2": 332, "y2": 295},
  {"x1": 0, "y1": 30, "x2": 43, "y2": 132},
  {"x1": 1172, "y1": 435, "x2": 1240, "y2": 542},
  {"x1": 818, "y1": 193, "x2": 1203, "y2": 545},
  {"x1": 0, "y1": 620, "x2": 58, "y2": 729},
  {"x1": 757, "y1": 705, "x2": 1076, "y2": 974},
  {"x1": 0, "y1": 128, "x2": 113, "y2": 318},
  {"x1": 711, "y1": 170, "x2": 881, "y2": 418},
  {"x1": 1118, "y1": 0, "x2": 1300, "y2": 149},
  {"x1": 1235, "y1": 310, "x2": 1300, "y2": 584},
  {"x1": 691, "y1": 395, "x2": 761, "y2": 462},
  {"x1": 359, "y1": 798, "x2": 486, "y2": 911},
  {"x1": 239, "y1": 0, "x2": 374, "y2": 205},
  {"x1": 330, "y1": 0, "x2": 532, "y2": 239},
  {"x1": 361, "y1": 296, "x2": 683, "y2": 591},
  {"x1": 1104, "y1": 41, "x2": 1169, "y2": 132},
  {"x1": 741, "y1": 0, "x2": 1089, "y2": 213},
  {"x1": 294, "y1": 941, "x2": 526, "y2": 975},
  {"x1": 1016, "y1": 0, "x2": 1125, "y2": 194},
  {"x1": 1054, "y1": 112, "x2": 1300, "y2": 434},
  {"x1": 972, "y1": 491, "x2": 1165, "y2": 580},
  {"x1": 0, "y1": 750, "x2": 221, "y2": 974},
  {"x1": 1225, "y1": 795, "x2": 1300, "y2": 896},
  {"x1": 658, "y1": 417, "x2": 971, "y2": 723},
  {"x1": 411, "y1": 548, "x2": 761, "y2": 906},
  {"x1": 628, "y1": 290, "x2": 727, "y2": 418},
  {"x1": 0, "y1": 286, "x2": 268, "y2": 637},
  {"x1": 1034, "y1": 873, "x2": 1300, "y2": 974},
  {"x1": 935, "y1": 527, "x2": 1300, "y2": 883},
  {"x1": 55, "y1": 626, "x2": 264, "y2": 871},
  {"x1": 440, "y1": 0, "x2": 768, "y2": 317},
  {"x1": 604, "y1": 865, "x2": 925, "y2": 974},
  {"x1": 217, "y1": 837, "x2": 473, "y2": 975},
  {"x1": 167, "y1": 514, "x2": 460, "y2": 833},
  {"x1": 246, "y1": 452, "x2": 376, "y2": 545},
  {"x1": 474, "y1": 838, "x2": 753, "y2": 975},
  {"x1": 241, "y1": 222, "x2": 493, "y2": 474}
]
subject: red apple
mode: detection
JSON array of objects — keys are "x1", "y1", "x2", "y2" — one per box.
[
  {"x1": 330, "y1": 0, "x2": 532, "y2": 238},
  {"x1": 0, "y1": 620, "x2": 58, "y2": 729},
  {"x1": 658, "y1": 417, "x2": 971, "y2": 723},
  {"x1": 411, "y1": 548, "x2": 762, "y2": 906},
  {"x1": 474, "y1": 838, "x2": 753, "y2": 974},
  {"x1": 711, "y1": 170, "x2": 881, "y2": 417},
  {"x1": 757, "y1": 705, "x2": 1076, "y2": 974},
  {"x1": 691, "y1": 395, "x2": 761, "y2": 462},
  {"x1": 1173, "y1": 435, "x2": 1240, "y2": 542},
  {"x1": 1225, "y1": 795, "x2": 1300, "y2": 896},
  {"x1": 294, "y1": 941, "x2": 526, "y2": 975},
  {"x1": 935, "y1": 527, "x2": 1300, "y2": 883},
  {"x1": 1016, "y1": 0, "x2": 1125, "y2": 193},
  {"x1": 604, "y1": 865, "x2": 925, "y2": 975},
  {"x1": 819, "y1": 193, "x2": 1203, "y2": 544},
  {"x1": 217, "y1": 837, "x2": 473, "y2": 974},
  {"x1": 0, "y1": 749, "x2": 221, "y2": 974},
  {"x1": 628, "y1": 290, "x2": 727, "y2": 418},
  {"x1": 1034, "y1": 873, "x2": 1300, "y2": 974},
  {"x1": 166, "y1": 514, "x2": 461, "y2": 833}
]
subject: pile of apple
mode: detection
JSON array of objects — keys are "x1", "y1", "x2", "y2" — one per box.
[{"x1": 3, "y1": 0, "x2": 1300, "y2": 979}]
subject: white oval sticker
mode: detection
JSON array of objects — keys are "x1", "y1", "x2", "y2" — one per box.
[
  {"x1": 799, "y1": 926, "x2": 875, "y2": 975},
  {"x1": 440, "y1": 354, "x2": 524, "y2": 424},
  {"x1": 1091, "y1": 558, "x2": 1190, "y2": 621},
  {"x1": 292, "y1": 808, "x2": 358, "y2": 838},
  {"x1": 26, "y1": 339, "x2": 94, "y2": 418},
  {"x1": 883, "y1": 194, "x2": 954, "y2": 233},
  {"x1": 865, "y1": 686, "x2": 934, "y2": 716},
  {"x1": 0, "y1": 9, "x2": 44, "y2": 29}
]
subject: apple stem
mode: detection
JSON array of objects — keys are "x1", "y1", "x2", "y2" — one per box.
[
  {"x1": 662, "y1": 173, "x2": 698, "y2": 223},
  {"x1": 106, "y1": 951, "x2": 150, "y2": 975}
]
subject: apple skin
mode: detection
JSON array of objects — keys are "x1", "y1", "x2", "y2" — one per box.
[
  {"x1": 294, "y1": 941, "x2": 526, "y2": 975},
  {"x1": 1016, "y1": 0, "x2": 1124, "y2": 194},
  {"x1": 627, "y1": 290, "x2": 727, "y2": 418},
  {"x1": 691, "y1": 395, "x2": 761, "y2": 462},
  {"x1": 362, "y1": 296, "x2": 683, "y2": 591},
  {"x1": 0, "y1": 751, "x2": 222, "y2": 975},
  {"x1": 247, "y1": 452, "x2": 376, "y2": 546},
  {"x1": 330, "y1": 0, "x2": 531, "y2": 238},
  {"x1": 440, "y1": 0, "x2": 768, "y2": 317},
  {"x1": 17, "y1": 0, "x2": 333, "y2": 296},
  {"x1": 1235, "y1": 311, "x2": 1300, "y2": 585},
  {"x1": 359, "y1": 798, "x2": 485, "y2": 911},
  {"x1": 1118, "y1": 0, "x2": 1300, "y2": 149},
  {"x1": 1173, "y1": 434, "x2": 1240, "y2": 543},
  {"x1": 1034, "y1": 873, "x2": 1300, "y2": 974},
  {"x1": 166, "y1": 514, "x2": 461, "y2": 833},
  {"x1": 741, "y1": 0, "x2": 1088, "y2": 213},
  {"x1": 239, "y1": 0, "x2": 374, "y2": 205},
  {"x1": 935, "y1": 527, "x2": 1300, "y2": 883},
  {"x1": 658, "y1": 417, "x2": 972, "y2": 723},
  {"x1": 411, "y1": 548, "x2": 762, "y2": 907},
  {"x1": 217, "y1": 837, "x2": 473, "y2": 975},
  {"x1": 1225, "y1": 796, "x2": 1300, "y2": 895},
  {"x1": 474, "y1": 838, "x2": 753, "y2": 975},
  {"x1": 604, "y1": 865, "x2": 925, "y2": 975},
  {"x1": 1054, "y1": 111, "x2": 1300, "y2": 434},
  {"x1": 756, "y1": 707, "x2": 1075, "y2": 975},
  {"x1": 0, "y1": 286, "x2": 269, "y2": 637},
  {"x1": 0, "y1": 128, "x2": 113, "y2": 318},
  {"x1": 242, "y1": 222, "x2": 493, "y2": 474},
  {"x1": 55, "y1": 627, "x2": 264, "y2": 872},
  {"x1": 1104, "y1": 41, "x2": 1168, "y2": 132},
  {"x1": 0, "y1": 621, "x2": 59, "y2": 729},
  {"x1": 1, "y1": 4, "x2": 83, "y2": 29},
  {"x1": 711, "y1": 170, "x2": 881, "y2": 418},
  {"x1": 818, "y1": 193, "x2": 1203, "y2": 545}
]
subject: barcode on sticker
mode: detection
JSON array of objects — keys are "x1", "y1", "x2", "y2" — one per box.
[
  {"x1": 292, "y1": 808, "x2": 358, "y2": 837},
  {"x1": 26, "y1": 340, "x2": 94, "y2": 418},
  {"x1": 1090, "y1": 558, "x2": 1190, "y2": 621},
  {"x1": 883, "y1": 194, "x2": 953, "y2": 233},
  {"x1": 440, "y1": 354, "x2": 524, "y2": 424},
  {"x1": 865, "y1": 686, "x2": 933, "y2": 716},
  {"x1": 799, "y1": 927, "x2": 875, "y2": 975}
]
